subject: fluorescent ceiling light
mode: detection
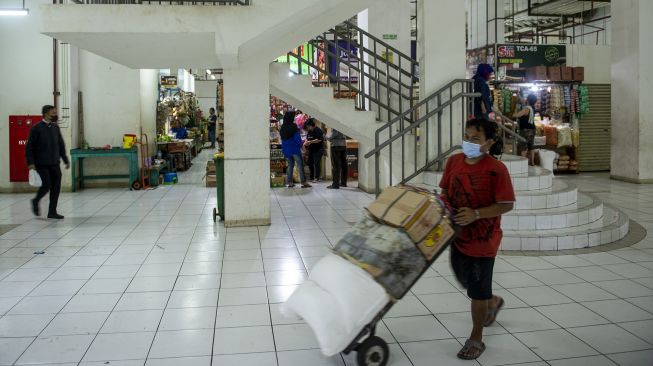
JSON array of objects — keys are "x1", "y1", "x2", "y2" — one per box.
[
  {"x1": 0, "y1": 9, "x2": 29, "y2": 16},
  {"x1": 207, "y1": 69, "x2": 212, "y2": 75},
  {"x1": 210, "y1": 75, "x2": 216, "y2": 80}
]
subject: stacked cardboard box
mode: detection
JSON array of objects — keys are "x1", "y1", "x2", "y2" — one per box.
[{"x1": 206, "y1": 160, "x2": 216, "y2": 187}]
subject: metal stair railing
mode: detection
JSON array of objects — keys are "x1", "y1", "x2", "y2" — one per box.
[
  {"x1": 283, "y1": 20, "x2": 418, "y2": 125},
  {"x1": 364, "y1": 79, "x2": 479, "y2": 195},
  {"x1": 364, "y1": 80, "x2": 528, "y2": 195}
]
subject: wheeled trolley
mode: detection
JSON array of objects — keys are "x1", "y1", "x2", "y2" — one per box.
[{"x1": 341, "y1": 224, "x2": 459, "y2": 366}]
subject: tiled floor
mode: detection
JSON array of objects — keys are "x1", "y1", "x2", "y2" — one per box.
[{"x1": 0, "y1": 172, "x2": 652, "y2": 366}]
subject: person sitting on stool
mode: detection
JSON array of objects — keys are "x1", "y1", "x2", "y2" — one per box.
[{"x1": 26, "y1": 105, "x2": 70, "y2": 219}]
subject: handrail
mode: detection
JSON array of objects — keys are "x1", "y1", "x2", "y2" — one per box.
[
  {"x1": 364, "y1": 92, "x2": 479, "y2": 159},
  {"x1": 401, "y1": 145, "x2": 461, "y2": 185},
  {"x1": 284, "y1": 20, "x2": 418, "y2": 124}
]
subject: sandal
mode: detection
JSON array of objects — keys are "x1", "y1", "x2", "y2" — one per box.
[
  {"x1": 485, "y1": 296, "x2": 505, "y2": 327},
  {"x1": 457, "y1": 339, "x2": 486, "y2": 360},
  {"x1": 301, "y1": 183, "x2": 312, "y2": 188}
]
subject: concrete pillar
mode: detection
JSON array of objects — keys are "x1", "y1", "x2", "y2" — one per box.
[
  {"x1": 222, "y1": 63, "x2": 271, "y2": 227},
  {"x1": 467, "y1": 0, "x2": 504, "y2": 49},
  {"x1": 611, "y1": 0, "x2": 653, "y2": 183},
  {"x1": 419, "y1": 0, "x2": 467, "y2": 162}
]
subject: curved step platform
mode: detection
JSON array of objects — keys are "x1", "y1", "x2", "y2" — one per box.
[{"x1": 420, "y1": 155, "x2": 631, "y2": 251}]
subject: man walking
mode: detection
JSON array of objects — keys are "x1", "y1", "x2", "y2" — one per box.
[
  {"x1": 327, "y1": 128, "x2": 348, "y2": 189},
  {"x1": 26, "y1": 105, "x2": 69, "y2": 219}
]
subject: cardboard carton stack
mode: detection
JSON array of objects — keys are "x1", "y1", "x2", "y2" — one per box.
[{"x1": 206, "y1": 160, "x2": 216, "y2": 187}]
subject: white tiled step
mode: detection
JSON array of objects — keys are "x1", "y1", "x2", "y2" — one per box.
[
  {"x1": 501, "y1": 205, "x2": 630, "y2": 251},
  {"x1": 499, "y1": 155, "x2": 529, "y2": 176},
  {"x1": 515, "y1": 180, "x2": 578, "y2": 210},
  {"x1": 502, "y1": 193, "x2": 602, "y2": 231},
  {"x1": 423, "y1": 166, "x2": 553, "y2": 192}
]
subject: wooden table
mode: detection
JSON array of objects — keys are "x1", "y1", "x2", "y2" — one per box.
[{"x1": 70, "y1": 148, "x2": 139, "y2": 192}]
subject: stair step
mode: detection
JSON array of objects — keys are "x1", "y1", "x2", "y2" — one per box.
[
  {"x1": 502, "y1": 193, "x2": 603, "y2": 231},
  {"x1": 501, "y1": 205, "x2": 630, "y2": 251},
  {"x1": 515, "y1": 180, "x2": 578, "y2": 210},
  {"x1": 500, "y1": 155, "x2": 529, "y2": 176},
  {"x1": 423, "y1": 166, "x2": 553, "y2": 192}
]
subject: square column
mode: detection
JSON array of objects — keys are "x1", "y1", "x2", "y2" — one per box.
[
  {"x1": 223, "y1": 63, "x2": 271, "y2": 226},
  {"x1": 611, "y1": 0, "x2": 653, "y2": 183}
]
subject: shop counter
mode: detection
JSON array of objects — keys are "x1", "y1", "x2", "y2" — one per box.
[{"x1": 70, "y1": 148, "x2": 139, "y2": 192}]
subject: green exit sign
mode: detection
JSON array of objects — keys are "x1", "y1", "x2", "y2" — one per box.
[{"x1": 383, "y1": 34, "x2": 397, "y2": 40}]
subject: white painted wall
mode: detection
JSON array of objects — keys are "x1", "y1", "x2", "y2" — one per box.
[
  {"x1": 195, "y1": 80, "x2": 218, "y2": 117},
  {"x1": 0, "y1": 0, "x2": 61, "y2": 191},
  {"x1": 566, "y1": 44, "x2": 611, "y2": 84},
  {"x1": 611, "y1": 0, "x2": 653, "y2": 182}
]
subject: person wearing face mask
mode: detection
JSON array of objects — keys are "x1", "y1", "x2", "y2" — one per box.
[
  {"x1": 25, "y1": 105, "x2": 70, "y2": 219},
  {"x1": 439, "y1": 118, "x2": 515, "y2": 360}
]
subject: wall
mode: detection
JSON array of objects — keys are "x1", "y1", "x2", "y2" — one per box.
[
  {"x1": 611, "y1": 0, "x2": 653, "y2": 183},
  {"x1": 78, "y1": 51, "x2": 158, "y2": 186},
  {"x1": 566, "y1": 44, "x2": 611, "y2": 84},
  {"x1": 0, "y1": 0, "x2": 60, "y2": 192},
  {"x1": 195, "y1": 80, "x2": 218, "y2": 117}
]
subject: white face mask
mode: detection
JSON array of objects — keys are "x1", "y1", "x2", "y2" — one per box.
[{"x1": 462, "y1": 140, "x2": 483, "y2": 159}]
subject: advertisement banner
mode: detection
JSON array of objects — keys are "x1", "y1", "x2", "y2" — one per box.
[
  {"x1": 496, "y1": 44, "x2": 566, "y2": 68},
  {"x1": 328, "y1": 40, "x2": 359, "y2": 83}
]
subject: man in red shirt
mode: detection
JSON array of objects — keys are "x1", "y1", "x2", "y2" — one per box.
[{"x1": 439, "y1": 118, "x2": 515, "y2": 360}]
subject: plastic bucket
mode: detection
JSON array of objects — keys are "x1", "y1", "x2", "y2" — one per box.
[
  {"x1": 123, "y1": 134, "x2": 137, "y2": 149},
  {"x1": 163, "y1": 172, "x2": 178, "y2": 185}
]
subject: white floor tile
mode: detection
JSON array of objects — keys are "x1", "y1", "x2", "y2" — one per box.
[
  {"x1": 273, "y1": 323, "x2": 320, "y2": 351},
  {"x1": 435, "y1": 312, "x2": 508, "y2": 338},
  {"x1": 515, "y1": 329, "x2": 599, "y2": 361},
  {"x1": 16, "y1": 334, "x2": 95, "y2": 365},
  {"x1": 551, "y1": 283, "x2": 618, "y2": 302},
  {"x1": 101, "y1": 309, "x2": 164, "y2": 333},
  {"x1": 535, "y1": 303, "x2": 609, "y2": 328},
  {"x1": 607, "y1": 349, "x2": 653, "y2": 366},
  {"x1": 145, "y1": 356, "x2": 211, "y2": 366},
  {"x1": 9, "y1": 295, "x2": 71, "y2": 315},
  {"x1": 277, "y1": 349, "x2": 345, "y2": 366},
  {"x1": 508, "y1": 286, "x2": 574, "y2": 306},
  {"x1": 213, "y1": 326, "x2": 275, "y2": 355},
  {"x1": 218, "y1": 287, "x2": 268, "y2": 306},
  {"x1": 617, "y1": 319, "x2": 653, "y2": 344},
  {"x1": 212, "y1": 352, "x2": 278, "y2": 366},
  {"x1": 383, "y1": 315, "x2": 453, "y2": 342},
  {"x1": 496, "y1": 307, "x2": 560, "y2": 333},
  {"x1": 582, "y1": 299, "x2": 653, "y2": 323},
  {"x1": 474, "y1": 333, "x2": 542, "y2": 366},
  {"x1": 384, "y1": 296, "x2": 431, "y2": 318},
  {"x1": 83, "y1": 332, "x2": 156, "y2": 362},
  {"x1": 0, "y1": 313, "x2": 55, "y2": 337},
  {"x1": 401, "y1": 339, "x2": 477, "y2": 366},
  {"x1": 61, "y1": 293, "x2": 122, "y2": 313},
  {"x1": 418, "y1": 292, "x2": 471, "y2": 315},
  {"x1": 547, "y1": 355, "x2": 618, "y2": 366},
  {"x1": 568, "y1": 324, "x2": 651, "y2": 354},
  {"x1": 159, "y1": 307, "x2": 216, "y2": 331},
  {"x1": 42, "y1": 312, "x2": 109, "y2": 336},
  {"x1": 216, "y1": 304, "x2": 271, "y2": 328},
  {"x1": 0, "y1": 337, "x2": 35, "y2": 365},
  {"x1": 115, "y1": 291, "x2": 171, "y2": 311},
  {"x1": 149, "y1": 329, "x2": 214, "y2": 359}
]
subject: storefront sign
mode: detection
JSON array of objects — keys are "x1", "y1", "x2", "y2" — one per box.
[
  {"x1": 160, "y1": 76, "x2": 178, "y2": 88},
  {"x1": 383, "y1": 34, "x2": 397, "y2": 40},
  {"x1": 496, "y1": 44, "x2": 566, "y2": 68},
  {"x1": 276, "y1": 43, "x2": 314, "y2": 76},
  {"x1": 328, "y1": 40, "x2": 359, "y2": 83}
]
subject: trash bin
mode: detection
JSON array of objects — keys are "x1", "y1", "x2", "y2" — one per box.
[{"x1": 213, "y1": 154, "x2": 225, "y2": 222}]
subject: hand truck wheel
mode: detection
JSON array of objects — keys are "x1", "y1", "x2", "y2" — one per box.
[
  {"x1": 213, "y1": 208, "x2": 218, "y2": 222},
  {"x1": 132, "y1": 181, "x2": 142, "y2": 190},
  {"x1": 356, "y1": 336, "x2": 389, "y2": 366}
]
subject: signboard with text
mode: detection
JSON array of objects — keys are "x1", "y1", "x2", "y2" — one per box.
[{"x1": 496, "y1": 44, "x2": 566, "y2": 68}]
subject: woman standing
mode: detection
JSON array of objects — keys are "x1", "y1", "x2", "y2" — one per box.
[
  {"x1": 280, "y1": 111, "x2": 311, "y2": 188},
  {"x1": 473, "y1": 63, "x2": 495, "y2": 119},
  {"x1": 513, "y1": 94, "x2": 538, "y2": 165}
]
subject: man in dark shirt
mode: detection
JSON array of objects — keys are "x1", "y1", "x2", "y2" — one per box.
[
  {"x1": 304, "y1": 118, "x2": 325, "y2": 182},
  {"x1": 208, "y1": 107, "x2": 217, "y2": 149},
  {"x1": 26, "y1": 105, "x2": 70, "y2": 219},
  {"x1": 327, "y1": 128, "x2": 348, "y2": 189}
]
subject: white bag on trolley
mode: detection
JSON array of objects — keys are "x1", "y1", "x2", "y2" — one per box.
[
  {"x1": 28, "y1": 169, "x2": 42, "y2": 187},
  {"x1": 282, "y1": 253, "x2": 390, "y2": 356}
]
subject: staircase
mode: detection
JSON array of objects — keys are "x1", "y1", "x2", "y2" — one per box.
[{"x1": 421, "y1": 156, "x2": 630, "y2": 250}]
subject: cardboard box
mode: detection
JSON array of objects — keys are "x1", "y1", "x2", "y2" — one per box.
[
  {"x1": 547, "y1": 66, "x2": 561, "y2": 81},
  {"x1": 206, "y1": 174, "x2": 216, "y2": 187},
  {"x1": 416, "y1": 222, "x2": 456, "y2": 260},
  {"x1": 527, "y1": 66, "x2": 548, "y2": 81},
  {"x1": 573, "y1": 67, "x2": 585, "y2": 81},
  {"x1": 368, "y1": 186, "x2": 451, "y2": 259},
  {"x1": 206, "y1": 160, "x2": 216, "y2": 174},
  {"x1": 561, "y1": 66, "x2": 573, "y2": 81}
]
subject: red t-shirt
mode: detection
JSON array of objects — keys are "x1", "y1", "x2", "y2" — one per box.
[{"x1": 439, "y1": 153, "x2": 515, "y2": 258}]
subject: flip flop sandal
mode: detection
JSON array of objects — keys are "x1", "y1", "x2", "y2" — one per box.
[
  {"x1": 485, "y1": 297, "x2": 505, "y2": 327},
  {"x1": 457, "y1": 339, "x2": 486, "y2": 360}
]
